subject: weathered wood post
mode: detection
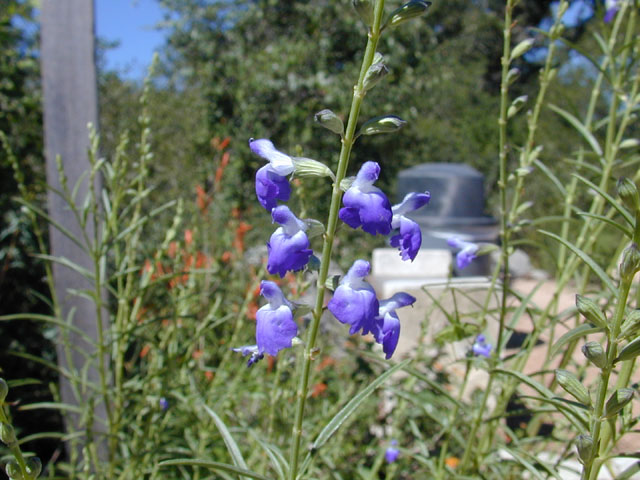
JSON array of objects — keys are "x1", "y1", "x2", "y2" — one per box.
[{"x1": 40, "y1": 0, "x2": 109, "y2": 460}]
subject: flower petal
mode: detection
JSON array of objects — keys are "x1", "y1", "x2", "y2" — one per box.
[
  {"x1": 256, "y1": 165, "x2": 290, "y2": 211},
  {"x1": 249, "y1": 138, "x2": 294, "y2": 175},
  {"x1": 391, "y1": 191, "x2": 430, "y2": 218},
  {"x1": 267, "y1": 229, "x2": 312, "y2": 277},
  {"x1": 256, "y1": 304, "x2": 298, "y2": 356},
  {"x1": 389, "y1": 216, "x2": 422, "y2": 261}
]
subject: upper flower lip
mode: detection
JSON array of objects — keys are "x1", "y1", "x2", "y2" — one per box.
[{"x1": 249, "y1": 138, "x2": 295, "y2": 176}]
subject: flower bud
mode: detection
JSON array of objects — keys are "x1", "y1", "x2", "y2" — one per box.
[
  {"x1": 575, "y1": 294, "x2": 607, "y2": 329},
  {"x1": 617, "y1": 177, "x2": 640, "y2": 213},
  {"x1": 26, "y1": 457, "x2": 42, "y2": 478},
  {"x1": 555, "y1": 369, "x2": 591, "y2": 406},
  {"x1": 582, "y1": 341, "x2": 607, "y2": 369},
  {"x1": 359, "y1": 115, "x2": 407, "y2": 136},
  {"x1": 620, "y1": 138, "x2": 640, "y2": 149},
  {"x1": 292, "y1": 157, "x2": 335, "y2": 179},
  {"x1": 0, "y1": 423, "x2": 17, "y2": 445},
  {"x1": 362, "y1": 61, "x2": 390, "y2": 92},
  {"x1": 616, "y1": 336, "x2": 640, "y2": 363},
  {"x1": 604, "y1": 388, "x2": 634, "y2": 419},
  {"x1": 510, "y1": 38, "x2": 535, "y2": 61},
  {"x1": 621, "y1": 309, "x2": 640, "y2": 338},
  {"x1": 506, "y1": 67, "x2": 520, "y2": 85},
  {"x1": 620, "y1": 243, "x2": 640, "y2": 280},
  {"x1": 0, "y1": 378, "x2": 8, "y2": 403},
  {"x1": 303, "y1": 219, "x2": 325, "y2": 239},
  {"x1": 507, "y1": 95, "x2": 528, "y2": 119},
  {"x1": 352, "y1": 0, "x2": 374, "y2": 26},
  {"x1": 314, "y1": 109, "x2": 344, "y2": 136},
  {"x1": 385, "y1": 1, "x2": 432, "y2": 29},
  {"x1": 5, "y1": 461, "x2": 22, "y2": 480},
  {"x1": 576, "y1": 434, "x2": 593, "y2": 464}
]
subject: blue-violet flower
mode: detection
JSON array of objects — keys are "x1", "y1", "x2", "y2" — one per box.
[
  {"x1": 390, "y1": 192, "x2": 430, "y2": 261},
  {"x1": 385, "y1": 440, "x2": 400, "y2": 463},
  {"x1": 604, "y1": 0, "x2": 620, "y2": 23},
  {"x1": 267, "y1": 206, "x2": 313, "y2": 277},
  {"x1": 328, "y1": 259, "x2": 379, "y2": 336},
  {"x1": 339, "y1": 161, "x2": 393, "y2": 235},
  {"x1": 447, "y1": 237, "x2": 479, "y2": 270},
  {"x1": 374, "y1": 292, "x2": 416, "y2": 359},
  {"x1": 232, "y1": 344, "x2": 264, "y2": 367},
  {"x1": 472, "y1": 334, "x2": 492, "y2": 358},
  {"x1": 255, "y1": 281, "x2": 298, "y2": 356},
  {"x1": 250, "y1": 138, "x2": 295, "y2": 211},
  {"x1": 159, "y1": 397, "x2": 169, "y2": 411}
]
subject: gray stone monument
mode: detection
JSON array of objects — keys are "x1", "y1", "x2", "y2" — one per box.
[{"x1": 41, "y1": 0, "x2": 108, "y2": 459}]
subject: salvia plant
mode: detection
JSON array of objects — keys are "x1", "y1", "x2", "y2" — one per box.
[{"x1": 2, "y1": 0, "x2": 640, "y2": 479}]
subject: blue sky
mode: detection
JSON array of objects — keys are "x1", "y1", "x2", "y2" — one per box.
[{"x1": 95, "y1": 0, "x2": 166, "y2": 79}]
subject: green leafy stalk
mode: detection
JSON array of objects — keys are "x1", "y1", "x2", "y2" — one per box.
[
  {"x1": 287, "y1": 1, "x2": 386, "y2": 477},
  {"x1": 459, "y1": 0, "x2": 515, "y2": 471}
]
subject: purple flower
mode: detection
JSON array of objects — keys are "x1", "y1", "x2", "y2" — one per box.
[
  {"x1": 447, "y1": 237, "x2": 479, "y2": 270},
  {"x1": 159, "y1": 397, "x2": 169, "y2": 411},
  {"x1": 385, "y1": 440, "x2": 400, "y2": 463},
  {"x1": 339, "y1": 161, "x2": 393, "y2": 235},
  {"x1": 255, "y1": 281, "x2": 298, "y2": 356},
  {"x1": 250, "y1": 138, "x2": 295, "y2": 211},
  {"x1": 373, "y1": 292, "x2": 416, "y2": 359},
  {"x1": 390, "y1": 192, "x2": 430, "y2": 261},
  {"x1": 328, "y1": 260, "x2": 379, "y2": 336},
  {"x1": 604, "y1": 0, "x2": 619, "y2": 23},
  {"x1": 267, "y1": 206, "x2": 313, "y2": 277},
  {"x1": 232, "y1": 344, "x2": 264, "y2": 367},
  {"x1": 472, "y1": 334, "x2": 492, "y2": 358}
]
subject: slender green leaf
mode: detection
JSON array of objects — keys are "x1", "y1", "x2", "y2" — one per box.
[
  {"x1": 502, "y1": 447, "x2": 550, "y2": 480},
  {"x1": 615, "y1": 460, "x2": 640, "y2": 480},
  {"x1": 18, "y1": 402, "x2": 84, "y2": 414},
  {"x1": 201, "y1": 404, "x2": 249, "y2": 472},
  {"x1": 533, "y1": 159, "x2": 566, "y2": 197},
  {"x1": 572, "y1": 174, "x2": 634, "y2": 226},
  {"x1": 13, "y1": 198, "x2": 87, "y2": 251},
  {"x1": 311, "y1": 359, "x2": 409, "y2": 450},
  {"x1": 548, "y1": 104, "x2": 603, "y2": 156},
  {"x1": 249, "y1": 432, "x2": 287, "y2": 480},
  {"x1": 550, "y1": 324, "x2": 602, "y2": 358},
  {"x1": 538, "y1": 230, "x2": 618, "y2": 295},
  {"x1": 0, "y1": 313, "x2": 93, "y2": 343},
  {"x1": 33, "y1": 254, "x2": 95, "y2": 281},
  {"x1": 158, "y1": 460, "x2": 269, "y2": 480},
  {"x1": 578, "y1": 212, "x2": 633, "y2": 238}
]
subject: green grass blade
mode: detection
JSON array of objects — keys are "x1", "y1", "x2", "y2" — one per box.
[
  {"x1": 550, "y1": 324, "x2": 603, "y2": 358},
  {"x1": 201, "y1": 404, "x2": 249, "y2": 472},
  {"x1": 548, "y1": 104, "x2": 603, "y2": 156},
  {"x1": 572, "y1": 173, "x2": 634, "y2": 226},
  {"x1": 539, "y1": 230, "x2": 618, "y2": 295},
  {"x1": 311, "y1": 359, "x2": 409, "y2": 451}
]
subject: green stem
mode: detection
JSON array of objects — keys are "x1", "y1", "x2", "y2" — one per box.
[
  {"x1": 287, "y1": 3, "x2": 386, "y2": 478},
  {"x1": 582, "y1": 275, "x2": 632, "y2": 480},
  {"x1": 0, "y1": 408, "x2": 33, "y2": 480},
  {"x1": 459, "y1": 0, "x2": 514, "y2": 471}
]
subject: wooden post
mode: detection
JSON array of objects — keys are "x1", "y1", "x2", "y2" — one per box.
[{"x1": 40, "y1": 0, "x2": 108, "y2": 459}]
